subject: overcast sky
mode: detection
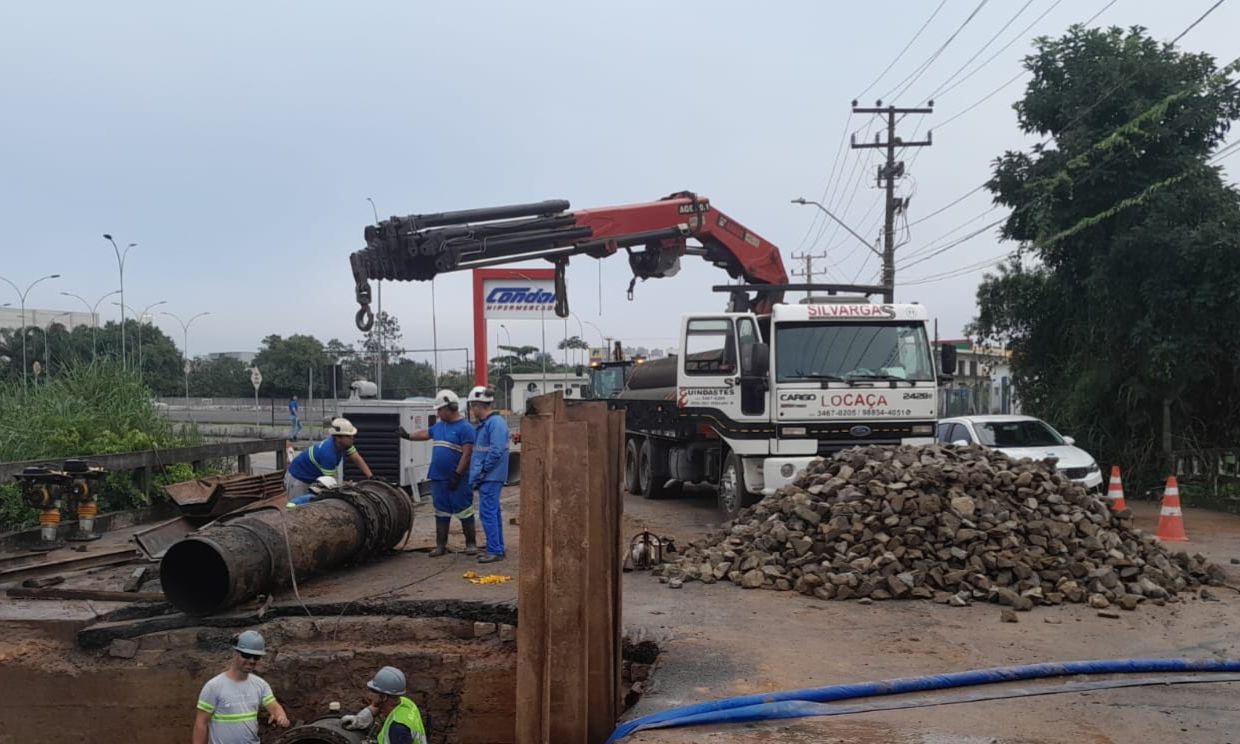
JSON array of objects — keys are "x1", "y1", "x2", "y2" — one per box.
[{"x1": 2, "y1": 1, "x2": 1237, "y2": 370}]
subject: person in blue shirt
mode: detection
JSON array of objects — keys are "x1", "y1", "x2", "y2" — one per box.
[
  {"x1": 288, "y1": 395, "x2": 303, "y2": 440},
  {"x1": 398, "y1": 390, "x2": 476, "y2": 557},
  {"x1": 284, "y1": 418, "x2": 374, "y2": 501},
  {"x1": 466, "y1": 386, "x2": 509, "y2": 564}
]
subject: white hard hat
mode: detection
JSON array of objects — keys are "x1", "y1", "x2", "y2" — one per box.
[
  {"x1": 233, "y1": 630, "x2": 267, "y2": 656},
  {"x1": 329, "y1": 417, "x2": 358, "y2": 437},
  {"x1": 433, "y1": 389, "x2": 460, "y2": 410},
  {"x1": 467, "y1": 385, "x2": 495, "y2": 404},
  {"x1": 367, "y1": 665, "x2": 407, "y2": 696}
]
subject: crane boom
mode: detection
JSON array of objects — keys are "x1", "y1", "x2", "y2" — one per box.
[{"x1": 349, "y1": 191, "x2": 789, "y2": 330}]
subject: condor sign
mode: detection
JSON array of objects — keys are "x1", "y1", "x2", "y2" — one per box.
[{"x1": 481, "y1": 278, "x2": 558, "y2": 319}]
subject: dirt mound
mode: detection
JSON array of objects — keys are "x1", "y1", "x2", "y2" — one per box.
[{"x1": 659, "y1": 444, "x2": 1223, "y2": 610}]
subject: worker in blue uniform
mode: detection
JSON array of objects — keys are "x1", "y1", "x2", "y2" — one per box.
[
  {"x1": 284, "y1": 418, "x2": 373, "y2": 501},
  {"x1": 398, "y1": 390, "x2": 476, "y2": 556},
  {"x1": 467, "y1": 386, "x2": 509, "y2": 564}
]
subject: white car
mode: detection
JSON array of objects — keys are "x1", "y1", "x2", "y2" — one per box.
[{"x1": 936, "y1": 415, "x2": 1103, "y2": 493}]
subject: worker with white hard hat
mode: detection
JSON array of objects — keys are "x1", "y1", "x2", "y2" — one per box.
[
  {"x1": 341, "y1": 665, "x2": 428, "y2": 743},
  {"x1": 398, "y1": 390, "x2": 477, "y2": 556},
  {"x1": 192, "y1": 630, "x2": 289, "y2": 744},
  {"x1": 466, "y1": 385, "x2": 509, "y2": 563},
  {"x1": 283, "y1": 417, "x2": 374, "y2": 502}
]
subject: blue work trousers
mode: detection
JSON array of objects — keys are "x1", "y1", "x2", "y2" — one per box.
[
  {"x1": 289, "y1": 414, "x2": 303, "y2": 440},
  {"x1": 477, "y1": 481, "x2": 505, "y2": 556},
  {"x1": 431, "y1": 479, "x2": 475, "y2": 523}
]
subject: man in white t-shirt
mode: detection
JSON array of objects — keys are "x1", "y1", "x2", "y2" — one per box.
[{"x1": 192, "y1": 630, "x2": 290, "y2": 744}]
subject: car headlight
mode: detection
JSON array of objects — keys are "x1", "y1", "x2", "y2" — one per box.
[{"x1": 1087, "y1": 462, "x2": 1099, "y2": 474}]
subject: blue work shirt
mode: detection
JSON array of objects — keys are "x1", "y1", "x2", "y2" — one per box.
[
  {"x1": 288, "y1": 399, "x2": 299, "y2": 415},
  {"x1": 288, "y1": 437, "x2": 355, "y2": 484},
  {"x1": 428, "y1": 418, "x2": 475, "y2": 481},
  {"x1": 469, "y1": 413, "x2": 509, "y2": 485}
]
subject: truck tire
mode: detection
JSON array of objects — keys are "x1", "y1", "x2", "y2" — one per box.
[
  {"x1": 639, "y1": 438, "x2": 674, "y2": 499},
  {"x1": 718, "y1": 451, "x2": 755, "y2": 521},
  {"x1": 624, "y1": 438, "x2": 644, "y2": 496}
]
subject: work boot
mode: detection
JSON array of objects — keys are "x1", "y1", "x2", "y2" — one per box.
[
  {"x1": 461, "y1": 518, "x2": 478, "y2": 556},
  {"x1": 429, "y1": 520, "x2": 450, "y2": 558},
  {"x1": 478, "y1": 552, "x2": 504, "y2": 564}
]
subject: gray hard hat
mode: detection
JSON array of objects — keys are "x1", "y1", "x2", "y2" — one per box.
[
  {"x1": 233, "y1": 630, "x2": 267, "y2": 656},
  {"x1": 366, "y1": 666, "x2": 407, "y2": 696}
]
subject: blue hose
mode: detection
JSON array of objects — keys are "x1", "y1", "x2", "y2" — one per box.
[{"x1": 606, "y1": 658, "x2": 1240, "y2": 742}]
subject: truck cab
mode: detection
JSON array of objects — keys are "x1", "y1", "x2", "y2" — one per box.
[{"x1": 618, "y1": 294, "x2": 940, "y2": 518}]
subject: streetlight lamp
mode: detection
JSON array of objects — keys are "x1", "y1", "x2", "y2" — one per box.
[
  {"x1": 34, "y1": 312, "x2": 73, "y2": 382},
  {"x1": 0, "y1": 273, "x2": 61, "y2": 387},
  {"x1": 162, "y1": 310, "x2": 209, "y2": 405},
  {"x1": 102, "y1": 235, "x2": 137, "y2": 369},
  {"x1": 114, "y1": 300, "x2": 167, "y2": 375},
  {"x1": 61, "y1": 290, "x2": 120, "y2": 360}
]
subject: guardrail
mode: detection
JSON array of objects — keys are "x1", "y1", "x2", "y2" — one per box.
[{"x1": 0, "y1": 438, "x2": 289, "y2": 490}]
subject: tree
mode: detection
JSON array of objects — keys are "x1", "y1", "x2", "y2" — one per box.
[
  {"x1": 557, "y1": 335, "x2": 589, "y2": 365},
  {"x1": 384, "y1": 359, "x2": 438, "y2": 399},
  {"x1": 969, "y1": 25, "x2": 1240, "y2": 489},
  {"x1": 192, "y1": 355, "x2": 253, "y2": 397},
  {"x1": 252, "y1": 334, "x2": 329, "y2": 397}
]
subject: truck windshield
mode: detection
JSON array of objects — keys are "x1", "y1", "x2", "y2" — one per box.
[
  {"x1": 590, "y1": 366, "x2": 628, "y2": 398},
  {"x1": 975, "y1": 420, "x2": 1063, "y2": 447},
  {"x1": 775, "y1": 322, "x2": 934, "y2": 383}
]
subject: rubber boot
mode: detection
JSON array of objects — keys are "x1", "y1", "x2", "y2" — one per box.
[
  {"x1": 461, "y1": 517, "x2": 478, "y2": 556},
  {"x1": 429, "y1": 519, "x2": 450, "y2": 557}
]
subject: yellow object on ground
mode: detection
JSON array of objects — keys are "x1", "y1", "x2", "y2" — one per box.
[{"x1": 462, "y1": 570, "x2": 513, "y2": 585}]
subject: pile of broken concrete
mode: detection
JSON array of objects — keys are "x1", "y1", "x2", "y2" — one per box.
[{"x1": 658, "y1": 444, "x2": 1224, "y2": 611}]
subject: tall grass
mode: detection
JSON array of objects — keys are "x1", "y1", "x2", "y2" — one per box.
[{"x1": 0, "y1": 362, "x2": 201, "y2": 530}]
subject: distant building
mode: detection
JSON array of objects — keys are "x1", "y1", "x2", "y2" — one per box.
[
  {"x1": 0, "y1": 307, "x2": 96, "y2": 331},
  {"x1": 206, "y1": 351, "x2": 257, "y2": 364},
  {"x1": 507, "y1": 370, "x2": 589, "y2": 412},
  {"x1": 938, "y1": 340, "x2": 1020, "y2": 416}
]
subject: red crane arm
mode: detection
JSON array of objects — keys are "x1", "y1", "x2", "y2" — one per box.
[{"x1": 349, "y1": 191, "x2": 789, "y2": 331}]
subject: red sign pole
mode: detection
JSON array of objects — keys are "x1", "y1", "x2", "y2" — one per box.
[{"x1": 472, "y1": 267, "x2": 557, "y2": 389}]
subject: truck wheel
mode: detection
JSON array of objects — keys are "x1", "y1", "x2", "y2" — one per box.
[
  {"x1": 624, "y1": 438, "x2": 644, "y2": 495},
  {"x1": 718, "y1": 451, "x2": 753, "y2": 521},
  {"x1": 639, "y1": 438, "x2": 674, "y2": 499}
]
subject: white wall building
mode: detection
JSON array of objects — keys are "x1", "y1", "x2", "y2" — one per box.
[{"x1": 0, "y1": 307, "x2": 96, "y2": 331}]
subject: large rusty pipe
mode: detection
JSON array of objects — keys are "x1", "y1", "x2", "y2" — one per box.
[
  {"x1": 271, "y1": 716, "x2": 366, "y2": 744},
  {"x1": 160, "y1": 481, "x2": 413, "y2": 615}
]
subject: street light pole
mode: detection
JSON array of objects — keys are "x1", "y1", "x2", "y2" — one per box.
[
  {"x1": 115, "y1": 300, "x2": 167, "y2": 375},
  {"x1": 581, "y1": 319, "x2": 606, "y2": 352},
  {"x1": 103, "y1": 235, "x2": 137, "y2": 369},
  {"x1": 499, "y1": 324, "x2": 512, "y2": 410},
  {"x1": 0, "y1": 273, "x2": 61, "y2": 387},
  {"x1": 60, "y1": 290, "x2": 120, "y2": 360},
  {"x1": 162, "y1": 310, "x2": 210, "y2": 405}
]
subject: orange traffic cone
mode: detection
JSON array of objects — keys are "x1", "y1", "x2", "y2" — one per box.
[
  {"x1": 1155, "y1": 475, "x2": 1188, "y2": 542},
  {"x1": 1106, "y1": 466, "x2": 1128, "y2": 512}
]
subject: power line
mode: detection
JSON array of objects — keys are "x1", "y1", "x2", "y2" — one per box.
[
  {"x1": 792, "y1": 111, "x2": 854, "y2": 254},
  {"x1": 933, "y1": 0, "x2": 1067, "y2": 101},
  {"x1": 810, "y1": 123, "x2": 879, "y2": 251},
  {"x1": 898, "y1": 217, "x2": 1007, "y2": 272},
  {"x1": 899, "y1": 206, "x2": 1003, "y2": 262},
  {"x1": 925, "y1": 0, "x2": 1039, "y2": 103},
  {"x1": 1171, "y1": 0, "x2": 1228, "y2": 45},
  {"x1": 856, "y1": 0, "x2": 950, "y2": 101},
  {"x1": 937, "y1": 69, "x2": 1027, "y2": 130},
  {"x1": 903, "y1": 253, "x2": 1014, "y2": 285},
  {"x1": 884, "y1": 0, "x2": 993, "y2": 103}
]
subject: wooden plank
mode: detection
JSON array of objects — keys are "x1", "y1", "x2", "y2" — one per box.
[
  {"x1": 7, "y1": 586, "x2": 164, "y2": 602},
  {"x1": 567, "y1": 402, "x2": 620, "y2": 740},
  {"x1": 547, "y1": 420, "x2": 591, "y2": 743},
  {"x1": 609, "y1": 407, "x2": 627, "y2": 715},
  {"x1": 515, "y1": 411, "x2": 551, "y2": 744}
]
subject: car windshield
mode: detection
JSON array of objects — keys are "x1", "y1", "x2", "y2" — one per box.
[
  {"x1": 774, "y1": 321, "x2": 934, "y2": 383},
  {"x1": 975, "y1": 420, "x2": 1064, "y2": 447}
]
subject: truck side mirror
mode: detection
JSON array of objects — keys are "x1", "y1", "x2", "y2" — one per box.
[
  {"x1": 575, "y1": 364, "x2": 583, "y2": 376},
  {"x1": 742, "y1": 343, "x2": 769, "y2": 378},
  {"x1": 940, "y1": 344, "x2": 958, "y2": 376}
]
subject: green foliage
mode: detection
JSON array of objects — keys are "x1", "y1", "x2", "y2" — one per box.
[
  {"x1": 192, "y1": 355, "x2": 253, "y2": 398},
  {"x1": 970, "y1": 25, "x2": 1240, "y2": 491},
  {"x1": 0, "y1": 363, "x2": 202, "y2": 529},
  {"x1": 252, "y1": 334, "x2": 330, "y2": 397},
  {"x1": 0, "y1": 319, "x2": 185, "y2": 395}
]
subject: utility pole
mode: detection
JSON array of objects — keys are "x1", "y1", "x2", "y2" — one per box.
[
  {"x1": 790, "y1": 250, "x2": 829, "y2": 299},
  {"x1": 850, "y1": 101, "x2": 933, "y2": 303}
]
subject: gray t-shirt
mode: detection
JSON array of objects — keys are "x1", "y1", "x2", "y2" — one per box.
[{"x1": 196, "y1": 672, "x2": 276, "y2": 744}]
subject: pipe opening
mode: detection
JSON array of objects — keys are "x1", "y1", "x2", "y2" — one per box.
[{"x1": 160, "y1": 538, "x2": 230, "y2": 615}]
